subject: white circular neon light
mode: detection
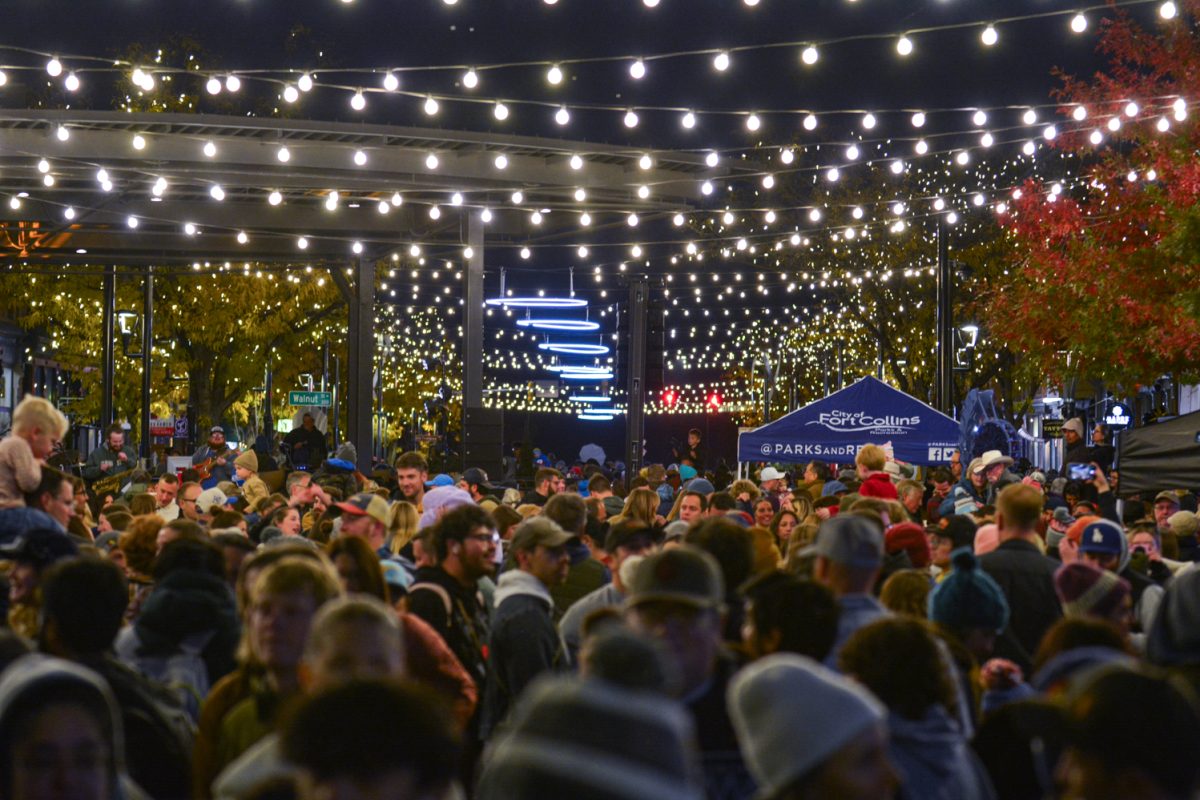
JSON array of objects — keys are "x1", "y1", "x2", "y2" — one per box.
[
  {"x1": 538, "y1": 343, "x2": 610, "y2": 355},
  {"x1": 515, "y1": 319, "x2": 600, "y2": 332},
  {"x1": 485, "y1": 296, "x2": 587, "y2": 308}
]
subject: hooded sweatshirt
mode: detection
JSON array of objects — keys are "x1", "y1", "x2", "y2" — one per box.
[
  {"x1": 0, "y1": 655, "x2": 149, "y2": 800},
  {"x1": 480, "y1": 569, "x2": 569, "y2": 739},
  {"x1": 888, "y1": 705, "x2": 995, "y2": 800}
]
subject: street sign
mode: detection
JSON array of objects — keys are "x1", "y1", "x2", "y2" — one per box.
[
  {"x1": 288, "y1": 391, "x2": 332, "y2": 407},
  {"x1": 1042, "y1": 418, "x2": 1064, "y2": 439}
]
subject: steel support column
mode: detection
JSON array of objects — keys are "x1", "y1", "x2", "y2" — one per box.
[
  {"x1": 464, "y1": 213, "x2": 484, "y2": 410},
  {"x1": 140, "y1": 267, "x2": 153, "y2": 461},
  {"x1": 100, "y1": 265, "x2": 115, "y2": 431},
  {"x1": 936, "y1": 222, "x2": 954, "y2": 415},
  {"x1": 625, "y1": 279, "x2": 648, "y2": 478},
  {"x1": 346, "y1": 257, "x2": 375, "y2": 474}
]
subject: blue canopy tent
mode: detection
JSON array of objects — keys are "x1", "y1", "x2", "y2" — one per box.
[{"x1": 738, "y1": 376, "x2": 960, "y2": 466}]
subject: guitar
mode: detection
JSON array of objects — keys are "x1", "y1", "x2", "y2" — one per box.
[{"x1": 194, "y1": 448, "x2": 235, "y2": 483}]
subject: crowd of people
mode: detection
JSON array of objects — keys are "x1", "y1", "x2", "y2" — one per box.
[{"x1": 0, "y1": 396, "x2": 1197, "y2": 799}]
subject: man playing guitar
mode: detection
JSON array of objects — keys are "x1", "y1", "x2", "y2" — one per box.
[{"x1": 192, "y1": 425, "x2": 238, "y2": 487}]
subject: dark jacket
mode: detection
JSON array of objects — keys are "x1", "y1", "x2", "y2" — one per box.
[
  {"x1": 131, "y1": 569, "x2": 241, "y2": 685},
  {"x1": 687, "y1": 653, "x2": 757, "y2": 800},
  {"x1": 1064, "y1": 439, "x2": 1092, "y2": 469},
  {"x1": 550, "y1": 553, "x2": 608, "y2": 622},
  {"x1": 890, "y1": 706, "x2": 995, "y2": 800},
  {"x1": 984, "y1": 469, "x2": 1021, "y2": 505},
  {"x1": 980, "y1": 538, "x2": 1062, "y2": 673},
  {"x1": 282, "y1": 426, "x2": 326, "y2": 469},
  {"x1": 83, "y1": 442, "x2": 140, "y2": 482},
  {"x1": 311, "y1": 458, "x2": 357, "y2": 501},
  {"x1": 480, "y1": 570, "x2": 568, "y2": 740},
  {"x1": 519, "y1": 489, "x2": 551, "y2": 508},
  {"x1": 80, "y1": 654, "x2": 194, "y2": 800},
  {"x1": 408, "y1": 566, "x2": 491, "y2": 689}
]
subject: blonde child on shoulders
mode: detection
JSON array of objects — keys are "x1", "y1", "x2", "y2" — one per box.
[{"x1": 0, "y1": 396, "x2": 69, "y2": 536}]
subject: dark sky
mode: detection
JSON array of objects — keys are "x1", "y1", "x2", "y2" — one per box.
[{"x1": 5, "y1": 0, "x2": 1126, "y2": 148}]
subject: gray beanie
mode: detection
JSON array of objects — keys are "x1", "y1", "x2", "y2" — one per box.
[{"x1": 727, "y1": 653, "x2": 886, "y2": 796}]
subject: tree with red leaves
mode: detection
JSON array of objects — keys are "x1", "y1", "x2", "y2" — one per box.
[{"x1": 985, "y1": 2, "x2": 1200, "y2": 387}]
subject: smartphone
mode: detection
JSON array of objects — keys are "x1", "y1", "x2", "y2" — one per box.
[{"x1": 1067, "y1": 462, "x2": 1096, "y2": 482}]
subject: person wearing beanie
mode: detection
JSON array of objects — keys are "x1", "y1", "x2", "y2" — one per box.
[
  {"x1": 727, "y1": 653, "x2": 897, "y2": 800},
  {"x1": 1062, "y1": 417, "x2": 1090, "y2": 467},
  {"x1": 884, "y1": 522, "x2": 930, "y2": 569},
  {"x1": 929, "y1": 548, "x2": 1010, "y2": 665},
  {"x1": 233, "y1": 450, "x2": 268, "y2": 509},
  {"x1": 1054, "y1": 562, "x2": 1133, "y2": 634}
]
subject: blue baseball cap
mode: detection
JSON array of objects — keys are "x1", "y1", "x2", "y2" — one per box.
[
  {"x1": 1078, "y1": 519, "x2": 1124, "y2": 556},
  {"x1": 425, "y1": 473, "x2": 455, "y2": 488}
]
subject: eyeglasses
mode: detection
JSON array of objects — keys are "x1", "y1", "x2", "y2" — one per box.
[{"x1": 468, "y1": 531, "x2": 500, "y2": 546}]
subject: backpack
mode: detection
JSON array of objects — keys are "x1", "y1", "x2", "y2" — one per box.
[{"x1": 115, "y1": 626, "x2": 214, "y2": 723}]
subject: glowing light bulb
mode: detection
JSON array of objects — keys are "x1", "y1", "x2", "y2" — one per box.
[
  {"x1": 1107, "y1": 116, "x2": 1122, "y2": 132},
  {"x1": 225, "y1": 75, "x2": 241, "y2": 92},
  {"x1": 37, "y1": 159, "x2": 49, "y2": 174},
  {"x1": 801, "y1": 45, "x2": 819, "y2": 65},
  {"x1": 125, "y1": 214, "x2": 138, "y2": 228},
  {"x1": 425, "y1": 153, "x2": 439, "y2": 170},
  {"x1": 862, "y1": 113, "x2": 876, "y2": 129},
  {"x1": 237, "y1": 231, "x2": 248, "y2": 244},
  {"x1": 1044, "y1": 124, "x2": 1058, "y2": 140},
  {"x1": 1023, "y1": 140, "x2": 1036, "y2": 155},
  {"x1": 283, "y1": 85, "x2": 299, "y2": 103},
  {"x1": 933, "y1": 198, "x2": 945, "y2": 210},
  {"x1": 629, "y1": 59, "x2": 646, "y2": 80},
  {"x1": 392, "y1": 192, "x2": 403, "y2": 206},
  {"x1": 973, "y1": 110, "x2": 988, "y2": 126},
  {"x1": 911, "y1": 111, "x2": 926, "y2": 127},
  {"x1": 627, "y1": 213, "x2": 639, "y2": 226},
  {"x1": 494, "y1": 154, "x2": 509, "y2": 170},
  {"x1": 350, "y1": 91, "x2": 366, "y2": 111},
  {"x1": 852, "y1": 206, "x2": 864, "y2": 219},
  {"x1": 826, "y1": 167, "x2": 840, "y2": 182},
  {"x1": 511, "y1": 191, "x2": 524, "y2": 204},
  {"x1": 555, "y1": 106, "x2": 570, "y2": 125},
  {"x1": 268, "y1": 191, "x2": 283, "y2": 206},
  {"x1": 55, "y1": 125, "x2": 69, "y2": 141},
  {"x1": 298, "y1": 73, "x2": 314, "y2": 92},
  {"x1": 896, "y1": 36, "x2": 913, "y2": 56},
  {"x1": 297, "y1": 237, "x2": 308, "y2": 249},
  {"x1": 0, "y1": 71, "x2": 9, "y2": 87},
  {"x1": 915, "y1": 139, "x2": 929, "y2": 155},
  {"x1": 673, "y1": 213, "x2": 685, "y2": 226},
  {"x1": 574, "y1": 188, "x2": 587, "y2": 202},
  {"x1": 746, "y1": 114, "x2": 761, "y2": 131},
  {"x1": 1071, "y1": 13, "x2": 1088, "y2": 33},
  {"x1": 354, "y1": 150, "x2": 368, "y2": 166},
  {"x1": 705, "y1": 152, "x2": 719, "y2": 167},
  {"x1": 64, "y1": 72, "x2": 80, "y2": 91},
  {"x1": 981, "y1": 24, "x2": 999, "y2": 46},
  {"x1": 890, "y1": 160, "x2": 905, "y2": 174},
  {"x1": 762, "y1": 174, "x2": 775, "y2": 188},
  {"x1": 1158, "y1": 116, "x2": 1171, "y2": 131},
  {"x1": 203, "y1": 141, "x2": 217, "y2": 158},
  {"x1": 846, "y1": 144, "x2": 859, "y2": 160},
  {"x1": 780, "y1": 149, "x2": 795, "y2": 164},
  {"x1": 451, "y1": 192, "x2": 464, "y2": 206},
  {"x1": 46, "y1": 58, "x2": 62, "y2": 77},
  {"x1": 1089, "y1": 129, "x2": 1104, "y2": 145},
  {"x1": 532, "y1": 211, "x2": 544, "y2": 224},
  {"x1": 152, "y1": 177, "x2": 167, "y2": 196},
  {"x1": 184, "y1": 222, "x2": 197, "y2": 236},
  {"x1": 956, "y1": 151, "x2": 970, "y2": 166},
  {"x1": 1125, "y1": 101, "x2": 1139, "y2": 117},
  {"x1": 713, "y1": 52, "x2": 730, "y2": 71},
  {"x1": 701, "y1": 181, "x2": 714, "y2": 195},
  {"x1": 546, "y1": 65, "x2": 563, "y2": 85},
  {"x1": 462, "y1": 69, "x2": 478, "y2": 88},
  {"x1": 520, "y1": 247, "x2": 531, "y2": 259},
  {"x1": 429, "y1": 206, "x2": 442, "y2": 220},
  {"x1": 1072, "y1": 105, "x2": 1088, "y2": 121},
  {"x1": 624, "y1": 109, "x2": 639, "y2": 127},
  {"x1": 481, "y1": 208, "x2": 493, "y2": 222},
  {"x1": 580, "y1": 212, "x2": 592, "y2": 225},
  {"x1": 1161, "y1": 1, "x2": 1177, "y2": 19},
  {"x1": 382, "y1": 72, "x2": 399, "y2": 92},
  {"x1": 1023, "y1": 108, "x2": 1038, "y2": 125},
  {"x1": 808, "y1": 208, "x2": 822, "y2": 222},
  {"x1": 638, "y1": 185, "x2": 651, "y2": 199},
  {"x1": 682, "y1": 111, "x2": 696, "y2": 129},
  {"x1": 131, "y1": 134, "x2": 146, "y2": 150},
  {"x1": 210, "y1": 185, "x2": 225, "y2": 201},
  {"x1": 639, "y1": 154, "x2": 653, "y2": 170},
  {"x1": 570, "y1": 154, "x2": 584, "y2": 170},
  {"x1": 981, "y1": 132, "x2": 994, "y2": 147},
  {"x1": 803, "y1": 114, "x2": 817, "y2": 130},
  {"x1": 277, "y1": 146, "x2": 291, "y2": 163}
]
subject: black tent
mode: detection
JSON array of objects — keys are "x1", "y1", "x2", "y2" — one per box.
[{"x1": 1116, "y1": 411, "x2": 1200, "y2": 496}]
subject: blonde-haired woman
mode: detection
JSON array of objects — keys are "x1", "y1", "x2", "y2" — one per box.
[
  {"x1": 609, "y1": 486, "x2": 661, "y2": 528},
  {"x1": 387, "y1": 501, "x2": 419, "y2": 555}
]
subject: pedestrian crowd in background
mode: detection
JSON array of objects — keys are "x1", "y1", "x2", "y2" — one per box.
[{"x1": 0, "y1": 398, "x2": 1196, "y2": 800}]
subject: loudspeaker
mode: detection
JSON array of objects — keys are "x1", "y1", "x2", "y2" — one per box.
[{"x1": 463, "y1": 406, "x2": 504, "y2": 476}]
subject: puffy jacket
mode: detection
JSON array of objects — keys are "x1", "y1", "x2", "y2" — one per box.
[{"x1": 890, "y1": 706, "x2": 995, "y2": 800}]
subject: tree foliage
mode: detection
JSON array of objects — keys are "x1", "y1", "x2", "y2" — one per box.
[{"x1": 985, "y1": 2, "x2": 1200, "y2": 388}]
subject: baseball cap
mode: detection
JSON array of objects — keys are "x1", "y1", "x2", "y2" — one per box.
[
  {"x1": 335, "y1": 492, "x2": 390, "y2": 527},
  {"x1": 462, "y1": 467, "x2": 495, "y2": 489},
  {"x1": 210, "y1": 425, "x2": 225, "y2": 434},
  {"x1": 425, "y1": 474, "x2": 455, "y2": 488},
  {"x1": 510, "y1": 517, "x2": 575, "y2": 552},
  {"x1": 1052, "y1": 507, "x2": 1076, "y2": 528},
  {"x1": 679, "y1": 464, "x2": 698, "y2": 482},
  {"x1": 1077, "y1": 519, "x2": 1124, "y2": 556},
  {"x1": 760, "y1": 467, "x2": 785, "y2": 482},
  {"x1": 0, "y1": 528, "x2": 78, "y2": 568},
  {"x1": 1169, "y1": 510, "x2": 1199, "y2": 540},
  {"x1": 195, "y1": 487, "x2": 229, "y2": 513},
  {"x1": 806, "y1": 514, "x2": 884, "y2": 569},
  {"x1": 821, "y1": 480, "x2": 848, "y2": 498},
  {"x1": 1155, "y1": 490, "x2": 1182, "y2": 507},
  {"x1": 625, "y1": 546, "x2": 724, "y2": 610}
]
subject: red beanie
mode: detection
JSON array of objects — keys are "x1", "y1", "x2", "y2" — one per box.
[{"x1": 885, "y1": 522, "x2": 931, "y2": 568}]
